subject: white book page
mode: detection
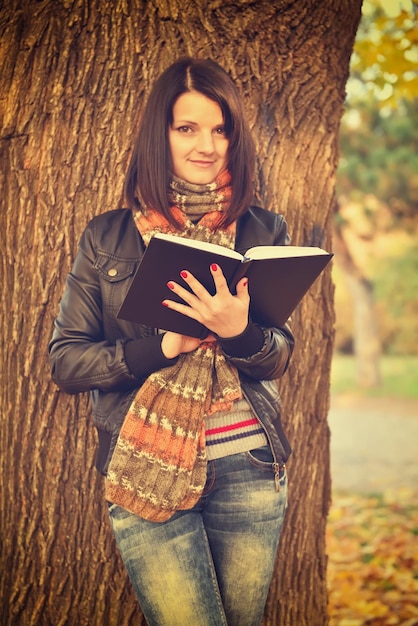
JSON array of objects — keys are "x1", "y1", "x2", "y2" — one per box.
[
  {"x1": 154, "y1": 233, "x2": 243, "y2": 260},
  {"x1": 246, "y1": 245, "x2": 329, "y2": 260}
]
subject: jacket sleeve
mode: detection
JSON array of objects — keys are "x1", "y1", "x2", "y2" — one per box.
[
  {"x1": 218, "y1": 324, "x2": 294, "y2": 381},
  {"x1": 218, "y1": 212, "x2": 294, "y2": 381},
  {"x1": 48, "y1": 222, "x2": 178, "y2": 394}
]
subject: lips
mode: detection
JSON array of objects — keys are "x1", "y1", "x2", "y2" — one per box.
[{"x1": 189, "y1": 160, "x2": 215, "y2": 168}]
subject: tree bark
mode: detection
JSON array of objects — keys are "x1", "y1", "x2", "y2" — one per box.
[{"x1": 0, "y1": 1, "x2": 361, "y2": 624}]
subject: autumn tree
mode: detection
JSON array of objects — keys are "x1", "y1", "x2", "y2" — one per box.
[
  {"x1": 0, "y1": 1, "x2": 360, "y2": 624},
  {"x1": 334, "y1": 0, "x2": 418, "y2": 382}
]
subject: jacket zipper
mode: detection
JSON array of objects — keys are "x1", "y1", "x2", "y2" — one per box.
[{"x1": 242, "y1": 388, "x2": 283, "y2": 492}]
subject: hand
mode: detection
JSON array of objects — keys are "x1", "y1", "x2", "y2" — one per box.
[
  {"x1": 162, "y1": 264, "x2": 250, "y2": 339},
  {"x1": 161, "y1": 332, "x2": 216, "y2": 359}
]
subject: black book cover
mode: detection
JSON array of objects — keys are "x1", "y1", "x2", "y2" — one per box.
[{"x1": 118, "y1": 235, "x2": 333, "y2": 338}]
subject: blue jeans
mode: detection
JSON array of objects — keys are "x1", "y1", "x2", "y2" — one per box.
[{"x1": 108, "y1": 446, "x2": 288, "y2": 626}]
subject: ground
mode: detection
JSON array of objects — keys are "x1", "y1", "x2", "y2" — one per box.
[
  {"x1": 329, "y1": 394, "x2": 418, "y2": 493},
  {"x1": 327, "y1": 394, "x2": 418, "y2": 626}
]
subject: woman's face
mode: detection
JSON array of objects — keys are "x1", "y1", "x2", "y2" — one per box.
[{"x1": 168, "y1": 90, "x2": 229, "y2": 185}]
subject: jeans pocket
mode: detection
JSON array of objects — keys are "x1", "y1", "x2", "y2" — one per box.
[
  {"x1": 246, "y1": 445, "x2": 275, "y2": 470},
  {"x1": 246, "y1": 446, "x2": 287, "y2": 488}
]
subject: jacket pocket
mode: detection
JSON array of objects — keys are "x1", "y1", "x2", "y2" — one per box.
[
  {"x1": 94, "y1": 253, "x2": 137, "y2": 314},
  {"x1": 94, "y1": 253, "x2": 137, "y2": 282}
]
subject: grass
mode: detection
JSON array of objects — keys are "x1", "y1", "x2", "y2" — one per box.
[{"x1": 330, "y1": 354, "x2": 418, "y2": 399}]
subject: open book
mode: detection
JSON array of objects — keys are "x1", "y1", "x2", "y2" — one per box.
[{"x1": 117, "y1": 233, "x2": 333, "y2": 338}]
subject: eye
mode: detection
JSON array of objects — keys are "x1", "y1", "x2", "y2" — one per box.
[
  {"x1": 214, "y1": 127, "x2": 226, "y2": 135},
  {"x1": 177, "y1": 125, "x2": 193, "y2": 133}
]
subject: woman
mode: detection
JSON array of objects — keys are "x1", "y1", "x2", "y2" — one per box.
[{"x1": 49, "y1": 57, "x2": 294, "y2": 626}]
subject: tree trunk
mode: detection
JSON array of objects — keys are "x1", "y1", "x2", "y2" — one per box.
[
  {"x1": 333, "y1": 220, "x2": 382, "y2": 387},
  {"x1": 0, "y1": 1, "x2": 361, "y2": 624}
]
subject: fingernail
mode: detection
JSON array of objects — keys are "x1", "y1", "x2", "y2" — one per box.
[
  {"x1": 180, "y1": 271, "x2": 188, "y2": 279},
  {"x1": 242, "y1": 279, "x2": 248, "y2": 287},
  {"x1": 162, "y1": 301, "x2": 169, "y2": 307},
  {"x1": 211, "y1": 264, "x2": 218, "y2": 271},
  {"x1": 167, "y1": 282, "x2": 175, "y2": 290}
]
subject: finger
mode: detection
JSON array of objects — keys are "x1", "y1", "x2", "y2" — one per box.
[
  {"x1": 201, "y1": 334, "x2": 217, "y2": 343},
  {"x1": 236, "y1": 276, "x2": 249, "y2": 294},
  {"x1": 166, "y1": 278, "x2": 200, "y2": 306},
  {"x1": 209, "y1": 263, "x2": 230, "y2": 294},
  {"x1": 161, "y1": 298, "x2": 200, "y2": 321},
  {"x1": 235, "y1": 277, "x2": 250, "y2": 304},
  {"x1": 178, "y1": 270, "x2": 211, "y2": 300}
]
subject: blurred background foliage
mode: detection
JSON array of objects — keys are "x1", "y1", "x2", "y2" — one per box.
[
  {"x1": 333, "y1": 0, "x2": 418, "y2": 360},
  {"x1": 328, "y1": 8, "x2": 418, "y2": 622}
]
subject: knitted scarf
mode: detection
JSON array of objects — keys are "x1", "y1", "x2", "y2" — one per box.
[{"x1": 105, "y1": 171, "x2": 242, "y2": 522}]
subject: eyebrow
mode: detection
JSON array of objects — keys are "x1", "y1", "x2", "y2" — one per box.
[
  {"x1": 173, "y1": 119, "x2": 197, "y2": 125},
  {"x1": 172, "y1": 119, "x2": 225, "y2": 128}
]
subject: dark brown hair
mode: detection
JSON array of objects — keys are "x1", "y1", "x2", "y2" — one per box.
[{"x1": 124, "y1": 57, "x2": 255, "y2": 227}]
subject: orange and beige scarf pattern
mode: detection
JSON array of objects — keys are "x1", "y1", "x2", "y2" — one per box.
[{"x1": 105, "y1": 178, "x2": 242, "y2": 522}]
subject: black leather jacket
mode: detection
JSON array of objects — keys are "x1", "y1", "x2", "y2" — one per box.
[{"x1": 49, "y1": 206, "x2": 295, "y2": 474}]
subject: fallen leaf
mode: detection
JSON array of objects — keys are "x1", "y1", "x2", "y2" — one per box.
[{"x1": 327, "y1": 489, "x2": 418, "y2": 626}]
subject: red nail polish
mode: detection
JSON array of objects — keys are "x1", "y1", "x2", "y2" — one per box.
[
  {"x1": 242, "y1": 279, "x2": 248, "y2": 287},
  {"x1": 162, "y1": 301, "x2": 169, "y2": 307},
  {"x1": 211, "y1": 264, "x2": 218, "y2": 271},
  {"x1": 167, "y1": 282, "x2": 175, "y2": 290},
  {"x1": 180, "y1": 271, "x2": 188, "y2": 279}
]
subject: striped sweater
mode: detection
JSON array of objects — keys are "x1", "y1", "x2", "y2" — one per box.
[{"x1": 205, "y1": 397, "x2": 267, "y2": 460}]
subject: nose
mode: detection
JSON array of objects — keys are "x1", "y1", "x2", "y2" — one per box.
[{"x1": 196, "y1": 131, "x2": 215, "y2": 154}]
